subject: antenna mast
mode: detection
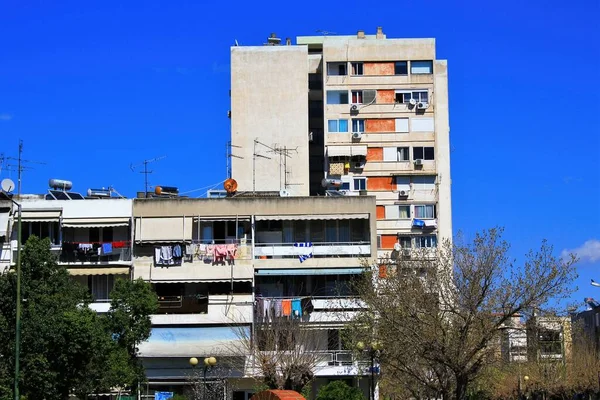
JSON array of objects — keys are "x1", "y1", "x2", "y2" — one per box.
[
  {"x1": 5, "y1": 140, "x2": 46, "y2": 196},
  {"x1": 130, "y1": 156, "x2": 167, "y2": 198},
  {"x1": 226, "y1": 141, "x2": 243, "y2": 179}
]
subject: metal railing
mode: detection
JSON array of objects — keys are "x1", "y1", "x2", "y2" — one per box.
[{"x1": 254, "y1": 241, "x2": 371, "y2": 259}]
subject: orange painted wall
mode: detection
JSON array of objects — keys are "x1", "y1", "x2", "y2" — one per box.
[
  {"x1": 367, "y1": 176, "x2": 394, "y2": 191},
  {"x1": 366, "y1": 119, "x2": 395, "y2": 133},
  {"x1": 364, "y1": 62, "x2": 395, "y2": 76},
  {"x1": 367, "y1": 147, "x2": 383, "y2": 162},
  {"x1": 380, "y1": 235, "x2": 398, "y2": 249},
  {"x1": 376, "y1": 205, "x2": 385, "y2": 220},
  {"x1": 376, "y1": 90, "x2": 395, "y2": 104}
]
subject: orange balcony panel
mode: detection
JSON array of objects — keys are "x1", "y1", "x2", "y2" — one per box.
[
  {"x1": 367, "y1": 147, "x2": 383, "y2": 162},
  {"x1": 376, "y1": 90, "x2": 395, "y2": 104},
  {"x1": 376, "y1": 205, "x2": 385, "y2": 220},
  {"x1": 380, "y1": 235, "x2": 398, "y2": 249},
  {"x1": 366, "y1": 119, "x2": 395, "y2": 133},
  {"x1": 364, "y1": 62, "x2": 394, "y2": 76},
  {"x1": 367, "y1": 176, "x2": 394, "y2": 191}
]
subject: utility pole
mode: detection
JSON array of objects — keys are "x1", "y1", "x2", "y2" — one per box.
[{"x1": 5, "y1": 140, "x2": 46, "y2": 197}]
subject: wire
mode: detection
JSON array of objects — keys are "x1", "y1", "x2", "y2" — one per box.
[
  {"x1": 198, "y1": 180, "x2": 229, "y2": 198},
  {"x1": 179, "y1": 180, "x2": 226, "y2": 195}
]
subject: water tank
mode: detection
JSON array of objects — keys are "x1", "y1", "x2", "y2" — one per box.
[
  {"x1": 87, "y1": 188, "x2": 111, "y2": 198},
  {"x1": 154, "y1": 186, "x2": 179, "y2": 196},
  {"x1": 49, "y1": 179, "x2": 73, "y2": 191}
]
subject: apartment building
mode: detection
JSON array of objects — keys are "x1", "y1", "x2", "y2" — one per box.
[
  {"x1": 230, "y1": 27, "x2": 452, "y2": 264},
  {"x1": 1, "y1": 186, "x2": 134, "y2": 312},
  {"x1": 132, "y1": 196, "x2": 377, "y2": 398}
]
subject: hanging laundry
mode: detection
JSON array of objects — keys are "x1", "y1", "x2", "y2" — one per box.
[
  {"x1": 173, "y1": 244, "x2": 182, "y2": 258},
  {"x1": 112, "y1": 241, "x2": 127, "y2": 249},
  {"x1": 274, "y1": 299, "x2": 282, "y2": 318},
  {"x1": 301, "y1": 297, "x2": 314, "y2": 315},
  {"x1": 102, "y1": 242, "x2": 113, "y2": 255},
  {"x1": 213, "y1": 244, "x2": 228, "y2": 263},
  {"x1": 161, "y1": 246, "x2": 173, "y2": 262},
  {"x1": 78, "y1": 243, "x2": 93, "y2": 251},
  {"x1": 291, "y1": 299, "x2": 302, "y2": 319},
  {"x1": 226, "y1": 243, "x2": 237, "y2": 259},
  {"x1": 281, "y1": 299, "x2": 292, "y2": 317},
  {"x1": 263, "y1": 298, "x2": 271, "y2": 322},
  {"x1": 294, "y1": 242, "x2": 314, "y2": 263}
]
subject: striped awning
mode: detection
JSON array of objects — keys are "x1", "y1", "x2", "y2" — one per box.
[
  {"x1": 20, "y1": 210, "x2": 62, "y2": 221},
  {"x1": 327, "y1": 145, "x2": 367, "y2": 157},
  {"x1": 254, "y1": 213, "x2": 368, "y2": 221},
  {"x1": 62, "y1": 217, "x2": 130, "y2": 228},
  {"x1": 255, "y1": 268, "x2": 366, "y2": 276},
  {"x1": 68, "y1": 267, "x2": 130, "y2": 276}
]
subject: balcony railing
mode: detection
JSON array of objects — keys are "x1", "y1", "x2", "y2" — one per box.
[
  {"x1": 156, "y1": 295, "x2": 208, "y2": 314},
  {"x1": 59, "y1": 241, "x2": 132, "y2": 263},
  {"x1": 254, "y1": 241, "x2": 370, "y2": 259}
]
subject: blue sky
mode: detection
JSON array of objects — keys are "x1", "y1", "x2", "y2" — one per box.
[{"x1": 1, "y1": 1, "x2": 598, "y2": 306}]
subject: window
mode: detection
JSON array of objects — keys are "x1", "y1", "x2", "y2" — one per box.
[
  {"x1": 411, "y1": 60, "x2": 433, "y2": 74},
  {"x1": 395, "y1": 118, "x2": 409, "y2": 133},
  {"x1": 394, "y1": 61, "x2": 408, "y2": 75},
  {"x1": 351, "y1": 90, "x2": 363, "y2": 104},
  {"x1": 413, "y1": 147, "x2": 435, "y2": 161},
  {"x1": 326, "y1": 90, "x2": 349, "y2": 104},
  {"x1": 328, "y1": 119, "x2": 348, "y2": 133},
  {"x1": 353, "y1": 178, "x2": 366, "y2": 191},
  {"x1": 395, "y1": 176, "x2": 410, "y2": 192},
  {"x1": 416, "y1": 235, "x2": 437, "y2": 248},
  {"x1": 399, "y1": 236, "x2": 412, "y2": 248},
  {"x1": 414, "y1": 205, "x2": 436, "y2": 219},
  {"x1": 383, "y1": 147, "x2": 409, "y2": 162},
  {"x1": 341, "y1": 181, "x2": 350, "y2": 190},
  {"x1": 413, "y1": 176, "x2": 436, "y2": 191},
  {"x1": 412, "y1": 117, "x2": 434, "y2": 132},
  {"x1": 351, "y1": 119, "x2": 365, "y2": 133},
  {"x1": 399, "y1": 205, "x2": 410, "y2": 219},
  {"x1": 395, "y1": 91, "x2": 429, "y2": 104},
  {"x1": 351, "y1": 62, "x2": 363, "y2": 76},
  {"x1": 327, "y1": 62, "x2": 347, "y2": 76}
]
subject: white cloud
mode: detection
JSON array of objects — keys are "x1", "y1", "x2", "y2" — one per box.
[
  {"x1": 562, "y1": 239, "x2": 600, "y2": 263},
  {"x1": 0, "y1": 113, "x2": 12, "y2": 121}
]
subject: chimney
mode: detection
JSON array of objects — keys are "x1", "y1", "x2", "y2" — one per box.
[
  {"x1": 286, "y1": 37, "x2": 291, "y2": 46},
  {"x1": 376, "y1": 26, "x2": 384, "y2": 39},
  {"x1": 357, "y1": 30, "x2": 365, "y2": 39},
  {"x1": 266, "y1": 33, "x2": 281, "y2": 46}
]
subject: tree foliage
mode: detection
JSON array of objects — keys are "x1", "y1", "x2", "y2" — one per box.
[
  {"x1": 350, "y1": 228, "x2": 577, "y2": 400},
  {"x1": 0, "y1": 236, "x2": 157, "y2": 399},
  {"x1": 315, "y1": 380, "x2": 365, "y2": 400}
]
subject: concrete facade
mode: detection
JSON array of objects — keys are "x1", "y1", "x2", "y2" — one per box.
[{"x1": 230, "y1": 46, "x2": 310, "y2": 196}]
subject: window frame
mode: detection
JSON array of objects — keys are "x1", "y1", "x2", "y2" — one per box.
[
  {"x1": 411, "y1": 60, "x2": 434, "y2": 75},
  {"x1": 351, "y1": 62, "x2": 363, "y2": 76},
  {"x1": 327, "y1": 62, "x2": 348, "y2": 76},
  {"x1": 351, "y1": 90, "x2": 363, "y2": 104},
  {"x1": 415, "y1": 235, "x2": 437, "y2": 248},
  {"x1": 326, "y1": 90, "x2": 349, "y2": 105},
  {"x1": 413, "y1": 146, "x2": 435, "y2": 161},
  {"x1": 327, "y1": 119, "x2": 349, "y2": 133},
  {"x1": 394, "y1": 61, "x2": 408, "y2": 75},
  {"x1": 351, "y1": 119, "x2": 365, "y2": 133},
  {"x1": 414, "y1": 204, "x2": 436, "y2": 219},
  {"x1": 395, "y1": 90, "x2": 429, "y2": 104},
  {"x1": 353, "y1": 177, "x2": 366, "y2": 191}
]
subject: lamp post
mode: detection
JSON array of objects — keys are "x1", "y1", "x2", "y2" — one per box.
[
  {"x1": 2, "y1": 179, "x2": 22, "y2": 400},
  {"x1": 356, "y1": 341, "x2": 381, "y2": 400},
  {"x1": 189, "y1": 356, "x2": 217, "y2": 400}
]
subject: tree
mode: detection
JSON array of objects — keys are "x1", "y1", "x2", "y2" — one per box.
[
  {"x1": 0, "y1": 236, "x2": 158, "y2": 399},
  {"x1": 231, "y1": 310, "x2": 327, "y2": 391},
  {"x1": 316, "y1": 380, "x2": 365, "y2": 400},
  {"x1": 106, "y1": 277, "x2": 158, "y2": 392},
  {"x1": 350, "y1": 228, "x2": 577, "y2": 400}
]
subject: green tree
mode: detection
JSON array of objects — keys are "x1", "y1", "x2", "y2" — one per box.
[
  {"x1": 106, "y1": 277, "x2": 158, "y2": 391},
  {"x1": 316, "y1": 381, "x2": 365, "y2": 400}
]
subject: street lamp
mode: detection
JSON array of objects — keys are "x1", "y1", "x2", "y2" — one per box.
[
  {"x1": 189, "y1": 356, "x2": 217, "y2": 400},
  {"x1": 2, "y1": 178, "x2": 22, "y2": 400},
  {"x1": 356, "y1": 341, "x2": 382, "y2": 400}
]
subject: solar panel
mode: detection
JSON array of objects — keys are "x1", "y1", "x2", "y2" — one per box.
[
  {"x1": 66, "y1": 192, "x2": 84, "y2": 200},
  {"x1": 50, "y1": 190, "x2": 69, "y2": 200},
  {"x1": 45, "y1": 194, "x2": 56, "y2": 200}
]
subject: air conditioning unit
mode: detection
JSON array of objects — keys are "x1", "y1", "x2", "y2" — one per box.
[
  {"x1": 353, "y1": 162, "x2": 365, "y2": 169},
  {"x1": 279, "y1": 189, "x2": 291, "y2": 197},
  {"x1": 350, "y1": 104, "x2": 359, "y2": 112},
  {"x1": 409, "y1": 98, "x2": 417, "y2": 106},
  {"x1": 417, "y1": 102, "x2": 429, "y2": 110},
  {"x1": 352, "y1": 132, "x2": 362, "y2": 140},
  {"x1": 414, "y1": 159, "x2": 423, "y2": 166},
  {"x1": 402, "y1": 249, "x2": 412, "y2": 257},
  {"x1": 398, "y1": 190, "x2": 409, "y2": 198}
]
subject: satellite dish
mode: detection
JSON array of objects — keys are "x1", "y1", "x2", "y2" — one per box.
[
  {"x1": 1, "y1": 178, "x2": 15, "y2": 193},
  {"x1": 224, "y1": 178, "x2": 238, "y2": 194}
]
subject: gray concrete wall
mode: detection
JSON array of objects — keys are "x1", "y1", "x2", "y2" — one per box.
[{"x1": 230, "y1": 46, "x2": 310, "y2": 196}]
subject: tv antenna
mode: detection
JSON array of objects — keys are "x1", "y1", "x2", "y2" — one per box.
[
  {"x1": 252, "y1": 139, "x2": 272, "y2": 194},
  {"x1": 316, "y1": 29, "x2": 337, "y2": 35},
  {"x1": 226, "y1": 141, "x2": 243, "y2": 179},
  {"x1": 130, "y1": 156, "x2": 166, "y2": 198},
  {"x1": 3, "y1": 140, "x2": 46, "y2": 196}
]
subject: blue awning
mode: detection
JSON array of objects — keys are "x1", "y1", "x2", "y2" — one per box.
[{"x1": 255, "y1": 268, "x2": 366, "y2": 276}]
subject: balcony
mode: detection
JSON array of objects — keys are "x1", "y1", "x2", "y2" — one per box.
[
  {"x1": 59, "y1": 241, "x2": 132, "y2": 264},
  {"x1": 254, "y1": 241, "x2": 371, "y2": 259},
  {"x1": 152, "y1": 294, "x2": 253, "y2": 325}
]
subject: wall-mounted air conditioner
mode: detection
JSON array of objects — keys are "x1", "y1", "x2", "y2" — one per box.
[
  {"x1": 398, "y1": 190, "x2": 409, "y2": 198},
  {"x1": 352, "y1": 132, "x2": 362, "y2": 140},
  {"x1": 414, "y1": 159, "x2": 423, "y2": 166},
  {"x1": 417, "y1": 102, "x2": 429, "y2": 110},
  {"x1": 409, "y1": 98, "x2": 417, "y2": 107},
  {"x1": 350, "y1": 104, "x2": 359, "y2": 112}
]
